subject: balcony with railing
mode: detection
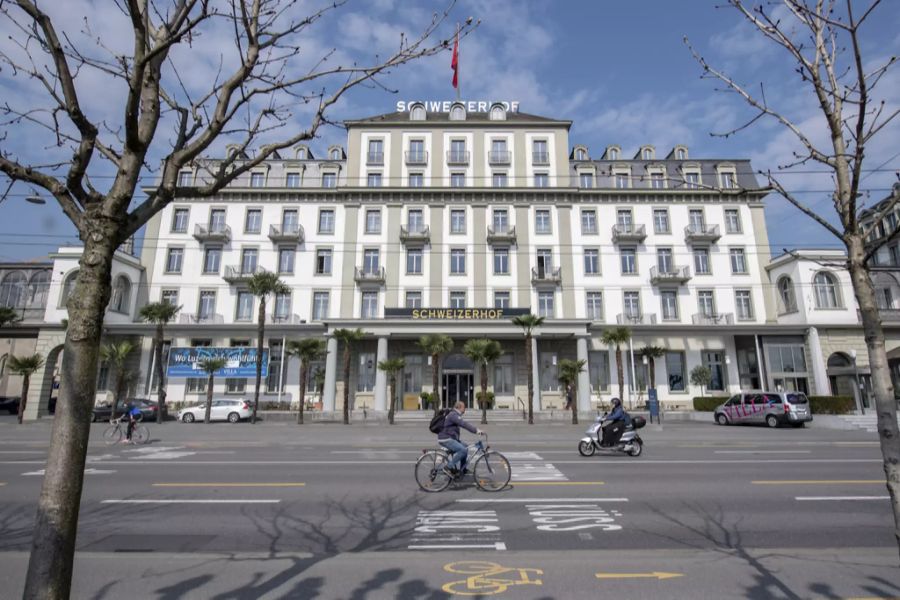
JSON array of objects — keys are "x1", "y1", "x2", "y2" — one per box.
[
  {"x1": 399, "y1": 225, "x2": 430, "y2": 245},
  {"x1": 487, "y1": 225, "x2": 517, "y2": 245},
  {"x1": 650, "y1": 265, "x2": 692, "y2": 285},
  {"x1": 354, "y1": 266, "x2": 385, "y2": 285},
  {"x1": 684, "y1": 224, "x2": 721, "y2": 244},
  {"x1": 692, "y1": 312, "x2": 735, "y2": 325},
  {"x1": 532, "y1": 151, "x2": 550, "y2": 165},
  {"x1": 193, "y1": 223, "x2": 231, "y2": 243},
  {"x1": 446, "y1": 150, "x2": 470, "y2": 165},
  {"x1": 179, "y1": 313, "x2": 224, "y2": 324},
  {"x1": 858, "y1": 308, "x2": 900, "y2": 322},
  {"x1": 223, "y1": 265, "x2": 266, "y2": 284},
  {"x1": 616, "y1": 313, "x2": 657, "y2": 325},
  {"x1": 488, "y1": 150, "x2": 511, "y2": 165},
  {"x1": 268, "y1": 223, "x2": 305, "y2": 243},
  {"x1": 531, "y1": 266, "x2": 561, "y2": 286},
  {"x1": 366, "y1": 151, "x2": 384, "y2": 165},
  {"x1": 267, "y1": 313, "x2": 304, "y2": 325},
  {"x1": 405, "y1": 151, "x2": 428, "y2": 165},
  {"x1": 611, "y1": 224, "x2": 647, "y2": 244}
]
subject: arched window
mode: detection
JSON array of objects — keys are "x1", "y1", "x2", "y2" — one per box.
[
  {"x1": 0, "y1": 272, "x2": 27, "y2": 308},
  {"x1": 677, "y1": 148, "x2": 687, "y2": 160},
  {"x1": 449, "y1": 104, "x2": 465, "y2": 121},
  {"x1": 642, "y1": 147, "x2": 653, "y2": 160},
  {"x1": 330, "y1": 148, "x2": 342, "y2": 160},
  {"x1": 110, "y1": 276, "x2": 131, "y2": 313},
  {"x1": 28, "y1": 271, "x2": 50, "y2": 307},
  {"x1": 827, "y1": 352, "x2": 852, "y2": 368},
  {"x1": 608, "y1": 148, "x2": 617, "y2": 160},
  {"x1": 777, "y1": 276, "x2": 797, "y2": 313},
  {"x1": 490, "y1": 105, "x2": 506, "y2": 121},
  {"x1": 61, "y1": 270, "x2": 78, "y2": 308},
  {"x1": 813, "y1": 271, "x2": 841, "y2": 309},
  {"x1": 410, "y1": 104, "x2": 425, "y2": 121}
]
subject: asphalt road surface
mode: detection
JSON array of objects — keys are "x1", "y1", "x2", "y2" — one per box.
[{"x1": 0, "y1": 414, "x2": 898, "y2": 599}]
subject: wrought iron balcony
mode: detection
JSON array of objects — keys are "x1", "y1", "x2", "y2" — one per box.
[
  {"x1": 223, "y1": 265, "x2": 266, "y2": 284},
  {"x1": 268, "y1": 223, "x2": 304, "y2": 243},
  {"x1": 684, "y1": 224, "x2": 721, "y2": 244},
  {"x1": 179, "y1": 313, "x2": 224, "y2": 324},
  {"x1": 366, "y1": 151, "x2": 384, "y2": 165},
  {"x1": 616, "y1": 313, "x2": 657, "y2": 325},
  {"x1": 532, "y1": 151, "x2": 550, "y2": 165},
  {"x1": 692, "y1": 312, "x2": 735, "y2": 325},
  {"x1": 488, "y1": 150, "x2": 511, "y2": 165},
  {"x1": 399, "y1": 225, "x2": 430, "y2": 245},
  {"x1": 650, "y1": 265, "x2": 692, "y2": 285},
  {"x1": 446, "y1": 150, "x2": 470, "y2": 165},
  {"x1": 531, "y1": 266, "x2": 561, "y2": 285},
  {"x1": 354, "y1": 266, "x2": 385, "y2": 285},
  {"x1": 405, "y1": 151, "x2": 428, "y2": 165},
  {"x1": 193, "y1": 224, "x2": 231, "y2": 243},
  {"x1": 267, "y1": 313, "x2": 304, "y2": 325},
  {"x1": 611, "y1": 224, "x2": 647, "y2": 244},
  {"x1": 487, "y1": 225, "x2": 517, "y2": 245}
]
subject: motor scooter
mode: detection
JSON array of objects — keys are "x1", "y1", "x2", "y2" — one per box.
[{"x1": 578, "y1": 413, "x2": 645, "y2": 457}]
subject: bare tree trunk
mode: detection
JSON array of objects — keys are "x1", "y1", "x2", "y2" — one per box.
[
  {"x1": 480, "y1": 363, "x2": 488, "y2": 425},
  {"x1": 342, "y1": 345, "x2": 351, "y2": 425},
  {"x1": 616, "y1": 347, "x2": 624, "y2": 401},
  {"x1": 388, "y1": 375, "x2": 396, "y2": 425},
  {"x1": 571, "y1": 383, "x2": 578, "y2": 425},
  {"x1": 17, "y1": 375, "x2": 30, "y2": 425},
  {"x1": 525, "y1": 335, "x2": 534, "y2": 425},
  {"x1": 649, "y1": 359, "x2": 656, "y2": 391},
  {"x1": 24, "y1": 231, "x2": 114, "y2": 599},
  {"x1": 848, "y1": 237, "x2": 900, "y2": 560},
  {"x1": 252, "y1": 298, "x2": 266, "y2": 424},
  {"x1": 297, "y1": 362, "x2": 308, "y2": 425},
  {"x1": 154, "y1": 322, "x2": 166, "y2": 424},
  {"x1": 204, "y1": 373, "x2": 214, "y2": 423}
]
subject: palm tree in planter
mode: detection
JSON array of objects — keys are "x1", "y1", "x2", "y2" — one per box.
[
  {"x1": 333, "y1": 328, "x2": 366, "y2": 424},
  {"x1": 313, "y1": 367, "x2": 326, "y2": 402},
  {"x1": 139, "y1": 301, "x2": 181, "y2": 423},
  {"x1": 99, "y1": 340, "x2": 136, "y2": 422},
  {"x1": 638, "y1": 345, "x2": 666, "y2": 394},
  {"x1": 0, "y1": 306, "x2": 20, "y2": 328},
  {"x1": 418, "y1": 334, "x2": 454, "y2": 414},
  {"x1": 377, "y1": 357, "x2": 406, "y2": 425},
  {"x1": 247, "y1": 272, "x2": 289, "y2": 424},
  {"x1": 558, "y1": 358, "x2": 587, "y2": 425},
  {"x1": 601, "y1": 327, "x2": 632, "y2": 406},
  {"x1": 463, "y1": 338, "x2": 503, "y2": 425},
  {"x1": 511, "y1": 314, "x2": 545, "y2": 425},
  {"x1": 8, "y1": 353, "x2": 44, "y2": 424},
  {"x1": 285, "y1": 338, "x2": 327, "y2": 425},
  {"x1": 198, "y1": 357, "x2": 227, "y2": 424}
]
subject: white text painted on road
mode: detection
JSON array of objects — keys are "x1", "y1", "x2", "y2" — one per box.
[
  {"x1": 410, "y1": 510, "x2": 505, "y2": 551},
  {"x1": 527, "y1": 504, "x2": 623, "y2": 532}
]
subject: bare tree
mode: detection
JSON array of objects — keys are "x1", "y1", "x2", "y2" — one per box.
[
  {"x1": 0, "y1": 2, "x2": 476, "y2": 596},
  {"x1": 686, "y1": 0, "x2": 899, "y2": 559}
]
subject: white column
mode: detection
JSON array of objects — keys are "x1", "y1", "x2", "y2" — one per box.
[
  {"x1": 807, "y1": 327, "x2": 830, "y2": 395},
  {"x1": 576, "y1": 337, "x2": 591, "y2": 412},
  {"x1": 374, "y1": 337, "x2": 388, "y2": 411},
  {"x1": 323, "y1": 337, "x2": 338, "y2": 412},
  {"x1": 531, "y1": 337, "x2": 541, "y2": 410}
]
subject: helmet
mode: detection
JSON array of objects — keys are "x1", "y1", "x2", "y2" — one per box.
[{"x1": 611, "y1": 397, "x2": 621, "y2": 407}]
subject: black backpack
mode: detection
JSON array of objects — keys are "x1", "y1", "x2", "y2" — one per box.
[{"x1": 428, "y1": 408, "x2": 451, "y2": 434}]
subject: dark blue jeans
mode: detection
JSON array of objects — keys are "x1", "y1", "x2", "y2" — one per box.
[{"x1": 439, "y1": 438, "x2": 468, "y2": 471}]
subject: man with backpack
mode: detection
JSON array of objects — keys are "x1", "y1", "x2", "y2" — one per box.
[{"x1": 434, "y1": 401, "x2": 482, "y2": 476}]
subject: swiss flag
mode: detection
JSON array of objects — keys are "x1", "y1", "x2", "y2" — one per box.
[{"x1": 451, "y1": 29, "x2": 459, "y2": 89}]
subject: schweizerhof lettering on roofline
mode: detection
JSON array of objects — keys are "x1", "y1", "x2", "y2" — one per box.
[{"x1": 396, "y1": 100, "x2": 520, "y2": 113}]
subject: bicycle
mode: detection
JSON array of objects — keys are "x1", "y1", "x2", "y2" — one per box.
[
  {"x1": 415, "y1": 433, "x2": 511, "y2": 492},
  {"x1": 103, "y1": 415, "x2": 149, "y2": 445}
]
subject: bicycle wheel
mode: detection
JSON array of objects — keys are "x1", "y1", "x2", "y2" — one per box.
[
  {"x1": 415, "y1": 450, "x2": 452, "y2": 492},
  {"x1": 102, "y1": 425, "x2": 122, "y2": 445},
  {"x1": 133, "y1": 425, "x2": 150, "y2": 445},
  {"x1": 473, "y1": 451, "x2": 511, "y2": 492}
]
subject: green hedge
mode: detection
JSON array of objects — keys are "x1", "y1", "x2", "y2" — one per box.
[
  {"x1": 693, "y1": 397, "x2": 728, "y2": 411},
  {"x1": 808, "y1": 396, "x2": 855, "y2": 414}
]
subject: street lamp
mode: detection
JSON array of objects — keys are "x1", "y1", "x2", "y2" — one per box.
[
  {"x1": 24, "y1": 189, "x2": 46, "y2": 205},
  {"x1": 849, "y1": 349, "x2": 865, "y2": 415}
]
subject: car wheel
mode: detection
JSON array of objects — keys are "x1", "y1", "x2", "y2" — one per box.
[
  {"x1": 182, "y1": 413, "x2": 195, "y2": 423},
  {"x1": 766, "y1": 414, "x2": 779, "y2": 428},
  {"x1": 227, "y1": 412, "x2": 240, "y2": 423},
  {"x1": 715, "y1": 413, "x2": 729, "y2": 426}
]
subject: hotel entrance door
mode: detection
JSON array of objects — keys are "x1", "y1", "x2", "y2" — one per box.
[{"x1": 442, "y1": 373, "x2": 474, "y2": 409}]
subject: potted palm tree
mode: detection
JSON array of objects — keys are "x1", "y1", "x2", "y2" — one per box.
[
  {"x1": 333, "y1": 328, "x2": 365, "y2": 424},
  {"x1": 418, "y1": 334, "x2": 453, "y2": 415},
  {"x1": 463, "y1": 338, "x2": 503, "y2": 425},
  {"x1": 512, "y1": 314, "x2": 544, "y2": 424},
  {"x1": 285, "y1": 338, "x2": 327, "y2": 425},
  {"x1": 198, "y1": 357, "x2": 227, "y2": 424},
  {"x1": 377, "y1": 357, "x2": 406, "y2": 425},
  {"x1": 139, "y1": 301, "x2": 180, "y2": 423},
  {"x1": 601, "y1": 327, "x2": 632, "y2": 406},
  {"x1": 247, "y1": 271, "x2": 289, "y2": 424},
  {"x1": 8, "y1": 353, "x2": 44, "y2": 424},
  {"x1": 558, "y1": 358, "x2": 587, "y2": 424},
  {"x1": 99, "y1": 340, "x2": 136, "y2": 422}
]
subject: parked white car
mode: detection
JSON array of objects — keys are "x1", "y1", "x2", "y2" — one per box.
[{"x1": 177, "y1": 399, "x2": 251, "y2": 423}]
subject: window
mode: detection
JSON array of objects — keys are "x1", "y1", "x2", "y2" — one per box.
[
  {"x1": 650, "y1": 172, "x2": 665, "y2": 189},
  {"x1": 730, "y1": 248, "x2": 747, "y2": 274},
  {"x1": 623, "y1": 291, "x2": 641, "y2": 318},
  {"x1": 357, "y1": 352, "x2": 376, "y2": 392},
  {"x1": 615, "y1": 173, "x2": 629, "y2": 188},
  {"x1": 657, "y1": 248, "x2": 674, "y2": 273},
  {"x1": 450, "y1": 105, "x2": 465, "y2": 120},
  {"x1": 698, "y1": 290, "x2": 716, "y2": 316},
  {"x1": 450, "y1": 248, "x2": 466, "y2": 274},
  {"x1": 677, "y1": 148, "x2": 687, "y2": 160},
  {"x1": 535, "y1": 209, "x2": 551, "y2": 234},
  {"x1": 490, "y1": 106, "x2": 506, "y2": 121},
  {"x1": 665, "y1": 352, "x2": 686, "y2": 392},
  {"x1": 661, "y1": 290, "x2": 679, "y2": 320},
  {"x1": 61, "y1": 271, "x2": 78, "y2": 307},
  {"x1": 889, "y1": 245, "x2": 899, "y2": 266},
  {"x1": 367, "y1": 139, "x2": 383, "y2": 164},
  {"x1": 536, "y1": 249, "x2": 553, "y2": 275},
  {"x1": 278, "y1": 247, "x2": 295, "y2": 274},
  {"x1": 701, "y1": 351, "x2": 727, "y2": 391},
  {"x1": 589, "y1": 351, "x2": 610, "y2": 392},
  {"x1": 533, "y1": 140, "x2": 549, "y2": 164},
  {"x1": 533, "y1": 173, "x2": 548, "y2": 188},
  {"x1": 778, "y1": 276, "x2": 797, "y2": 313},
  {"x1": 236, "y1": 291, "x2": 254, "y2": 321},
  {"x1": 449, "y1": 139, "x2": 467, "y2": 162},
  {"x1": 186, "y1": 377, "x2": 207, "y2": 394},
  {"x1": 273, "y1": 292, "x2": 291, "y2": 320},
  {"x1": 209, "y1": 209, "x2": 226, "y2": 232},
  {"x1": 407, "y1": 209, "x2": 424, "y2": 233},
  {"x1": 642, "y1": 148, "x2": 653, "y2": 160},
  {"x1": 367, "y1": 173, "x2": 382, "y2": 188},
  {"x1": 177, "y1": 170, "x2": 192, "y2": 186},
  {"x1": 620, "y1": 247, "x2": 637, "y2": 274},
  {"x1": 720, "y1": 171, "x2": 736, "y2": 189},
  {"x1": 245, "y1": 209, "x2": 262, "y2": 234},
  {"x1": 538, "y1": 291, "x2": 554, "y2": 318},
  {"x1": 408, "y1": 139, "x2": 425, "y2": 163},
  {"x1": 814, "y1": 272, "x2": 841, "y2": 308},
  {"x1": 285, "y1": 172, "x2": 301, "y2": 188},
  {"x1": 584, "y1": 249, "x2": 600, "y2": 275},
  {"x1": 576, "y1": 148, "x2": 587, "y2": 160},
  {"x1": 361, "y1": 291, "x2": 378, "y2": 318},
  {"x1": 616, "y1": 209, "x2": 633, "y2": 231},
  {"x1": 494, "y1": 291, "x2": 510, "y2": 309},
  {"x1": 735, "y1": 289, "x2": 753, "y2": 320},
  {"x1": 202, "y1": 245, "x2": 222, "y2": 274},
  {"x1": 316, "y1": 249, "x2": 332, "y2": 275},
  {"x1": 363, "y1": 249, "x2": 380, "y2": 274},
  {"x1": 648, "y1": 209, "x2": 668, "y2": 234},
  {"x1": 240, "y1": 248, "x2": 258, "y2": 274},
  {"x1": 410, "y1": 105, "x2": 425, "y2": 120},
  {"x1": 450, "y1": 291, "x2": 466, "y2": 308},
  {"x1": 321, "y1": 173, "x2": 337, "y2": 188},
  {"x1": 580, "y1": 172, "x2": 594, "y2": 188},
  {"x1": 365, "y1": 209, "x2": 381, "y2": 234},
  {"x1": 450, "y1": 172, "x2": 466, "y2": 187},
  {"x1": 0, "y1": 272, "x2": 25, "y2": 307},
  {"x1": 494, "y1": 354, "x2": 514, "y2": 395},
  {"x1": 540, "y1": 352, "x2": 559, "y2": 391},
  {"x1": 226, "y1": 378, "x2": 246, "y2": 394},
  {"x1": 494, "y1": 247, "x2": 509, "y2": 275},
  {"x1": 694, "y1": 247, "x2": 711, "y2": 275},
  {"x1": 406, "y1": 291, "x2": 422, "y2": 308},
  {"x1": 165, "y1": 248, "x2": 184, "y2": 273},
  {"x1": 490, "y1": 138, "x2": 508, "y2": 162},
  {"x1": 318, "y1": 209, "x2": 335, "y2": 233},
  {"x1": 110, "y1": 276, "x2": 131, "y2": 313},
  {"x1": 684, "y1": 172, "x2": 700, "y2": 189},
  {"x1": 581, "y1": 210, "x2": 597, "y2": 234},
  {"x1": 266, "y1": 339, "x2": 285, "y2": 393},
  {"x1": 725, "y1": 209, "x2": 742, "y2": 233},
  {"x1": 409, "y1": 173, "x2": 424, "y2": 188},
  {"x1": 281, "y1": 209, "x2": 299, "y2": 233},
  {"x1": 312, "y1": 291, "x2": 329, "y2": 321},
  {"x1": 197, "y1": 290, "x2": 216, "y2": 320},
  {"x1": 494, "y1": 173, "x2": 509, "y2": 187},
  {"x1": 27, "y1": 271, "x2": 49, "y2": 307},
  {"x1": 406, "y1": 248, "x2": 423, "y2": 274},
  {"x1": 688, "y1": 209, "x2": 705, "y2": 230},
  {"x1": 250, "y1": 172, "x2": 265, "y2": 187},
  {"x1": 450, "y1": 209, "x2": 466, "y2": 234},
  {"x1": 586, "y1": 292, "x2": 603, "y2": 320},
  {"x1": 161, "y1": 289, "x2": 179, "y2": 306},
  {"x1": 878, "y1": 288, "x2": 893, "y2": 309},
  {"x1": 493, "y1": 209, "x2": 509, "y2": 233},
  {"x1": 171, "y1": 208, "x2": 189, "y2": 233}
]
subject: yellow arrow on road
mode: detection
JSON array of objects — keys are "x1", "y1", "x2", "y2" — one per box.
[{"x1": 596, "y1": 572, "x2": 682, "y2": 580}]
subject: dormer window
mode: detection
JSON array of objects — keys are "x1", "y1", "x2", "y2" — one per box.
[
  {"x1": 677, "y1": 148, "x2": 686, "y2": 160},
  {"x1": 490, "y1": 104, "x2": 507, "y2": 121},
  {"x1": 608, "y1": 148, "x2": 618, "y2": 160},
  {"x1": 177, "y1": 170, "x2": 193, "y2": 186},
  {"x1": 295, "y1": 147, "x2": 306, "y2": 160},
  {"x1": 330, "y1": 148, "x2": 342, "y2": 160},
  {"x1": 250, "y1": 172, "x2": 265, "y2": 187},
  {"x1": 717, "y1": 164, "x2": 738, "y2": 189},
  {"x1": 641, "y1": 147, "x2": 654, "y2": 160},
  {"x1": 410, "y1": 104, "x2": 426, "y2": 121},
  {"x1": 449, "y1": 103, "x2": 465, "y2": 121},
  {"x1": 576, "y1": 148, "x2": 586, "y2": 160}
]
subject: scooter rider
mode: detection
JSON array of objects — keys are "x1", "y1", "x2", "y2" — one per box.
[{"x1": 601, "y1": 398, "x2": 631, "y2": 447}]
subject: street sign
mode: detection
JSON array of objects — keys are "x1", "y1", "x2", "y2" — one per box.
[{"x1": 647, "y1": 389, "x2": 660, "y2": 423}]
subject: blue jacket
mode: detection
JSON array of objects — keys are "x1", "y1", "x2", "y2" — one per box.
[
  {"x1": 438, "y1": 409, "x2": 478, "y2": 441},
  {"x1": 606, "y1": 405, "x2": 631, "y2": 425}
]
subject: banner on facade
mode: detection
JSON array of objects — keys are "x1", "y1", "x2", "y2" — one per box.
[
  {"x1": 166, "y1": 347, "x2": 269, "y2": 378},
  {"x1": 384, "y1": 308, "x2": 531, "y2": 320}
]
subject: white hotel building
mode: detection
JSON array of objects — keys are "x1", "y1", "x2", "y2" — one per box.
[{"x1": 23, "y1": 102, "x2": 888, "y2": 419}]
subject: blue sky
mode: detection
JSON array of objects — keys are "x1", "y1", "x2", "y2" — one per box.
[{"x1": 0, "y1": 0, "x2": 898, "y2": 262}]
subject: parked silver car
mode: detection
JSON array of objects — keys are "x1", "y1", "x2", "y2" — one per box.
[
  {"x1": 714, "y1": 391, "x2": 813, "y2": 428},
  {"x1": 177, "y1": 399, "x2": 251, "y2": 423}
]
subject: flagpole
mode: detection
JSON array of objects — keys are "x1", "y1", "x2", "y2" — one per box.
[{"x1": 456, "y1": 22, "x2": 460, "y2": 101}]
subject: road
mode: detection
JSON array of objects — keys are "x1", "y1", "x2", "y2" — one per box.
[{"x1": 0, "y1": 414, "x2": 897, "y2": 599}]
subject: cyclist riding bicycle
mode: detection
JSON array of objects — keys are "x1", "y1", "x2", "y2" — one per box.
[
  {"x1": 124, "y1": 402, "x2": 142, "y2": 443},
  {"x1": 437, "y1": 400, "x2": 483, "y2": 476}
]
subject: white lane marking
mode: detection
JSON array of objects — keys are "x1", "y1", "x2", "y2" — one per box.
[
  {"x1": 0, "y1": 451, "x2": 43, "y2": 454},
  {"x1": 123, "y1": 446, "x2": 197, "y2": 460},
  {"x1": 714, "y1": 450, "x2": 812, "y2": 454},
  {"x1": 23, "y1": 468, "x2": 115, "y2": 476},
  {"x1": 795, "y1": 496, "x2": 890, "y2": 501},
  {"x1": 457, "y1": 498, "x2": 628, "y2": 503},
  {"x1": 408, "y1": 543, "x2": 507, "y2": 550},
  {"x1": 101, "y1": 499, "x2": 280, "y2": 504},
  {"x1": 411, "y1": 510, "x2": 504, "y2": 551},
  {"x1": 505, "y1": 451, "x2": 568, "y2": 481}
]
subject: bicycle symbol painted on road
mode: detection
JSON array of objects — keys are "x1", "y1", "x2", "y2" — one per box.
[{"x1": 442, "y1": 561, "x2": 543, "y2": 596}]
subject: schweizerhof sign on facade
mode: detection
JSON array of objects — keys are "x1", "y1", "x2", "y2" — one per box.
[{"x1": 396, "y1": 100, "x2": 520, "y2": 113}]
